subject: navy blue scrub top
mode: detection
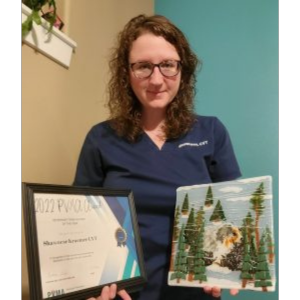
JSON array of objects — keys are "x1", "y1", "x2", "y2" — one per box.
[{"x1": 74, "y1": 115, "x2": 242, "y2": 300}]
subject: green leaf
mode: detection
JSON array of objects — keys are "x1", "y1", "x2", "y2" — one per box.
[
  {"x1": 22, "y1": 15, "x2": 33, "y2": 38},
  {"x1": 32, "y1": 10, "x2": 42, "y2": 25},
  {"x1": 22, "y1": 1, "x2": 59, "y2": 35}
]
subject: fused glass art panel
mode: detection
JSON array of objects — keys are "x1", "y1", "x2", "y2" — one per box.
[{"x1": 168, "y1": 176, "x2": 276, "y2": 292}]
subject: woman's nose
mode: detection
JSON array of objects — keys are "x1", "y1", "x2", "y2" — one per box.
[{"x1": 148, "y1": 66, "x2": 164, "y2": 84}]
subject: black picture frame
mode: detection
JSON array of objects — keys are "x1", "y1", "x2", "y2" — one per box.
[{"x1": 22, "y1": 182, "x2": 147, "y2": 300}]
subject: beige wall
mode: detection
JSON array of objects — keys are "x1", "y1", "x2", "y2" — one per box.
[{"x1": 22, "y1": 1, "x2": 154, "y2": 298}]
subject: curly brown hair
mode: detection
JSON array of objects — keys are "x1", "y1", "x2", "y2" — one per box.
[{"x1": 107, "y1": 14, "x2": 200, "y2": 142}]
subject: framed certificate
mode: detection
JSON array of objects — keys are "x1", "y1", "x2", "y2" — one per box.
[{"x1": 22, "y1": 183, "x2": 147, "y2": 300}]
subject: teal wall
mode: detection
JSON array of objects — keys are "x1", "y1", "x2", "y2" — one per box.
[{"x1": 155, "y1": 1, "x2": 278, "y2": 299}]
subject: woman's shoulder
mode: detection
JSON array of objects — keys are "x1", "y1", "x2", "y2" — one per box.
[
  {"x1": 88, "y1": 120, "x2": 113, "y2": 133},
  {"x1": 193, "y1": 114, "x2": 223, "y2": 127},
  {"x1": 191, "y1": 115, "x2": 229, "y2": 136},
  {"x1": 84, "y1": 120, "x2": 117, "y2": 141}
]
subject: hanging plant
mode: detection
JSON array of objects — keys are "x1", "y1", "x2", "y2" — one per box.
[{"x1": 22, "y1": 0, "x2": 57, "y2": 38}]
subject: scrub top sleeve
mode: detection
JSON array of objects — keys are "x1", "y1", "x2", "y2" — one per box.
[
  {"x1": 73, "y1": 127, "x2": 104, "y2": 187},
  {"x1": 209, "y1": 117, "x2": 242, "y2": 182}
]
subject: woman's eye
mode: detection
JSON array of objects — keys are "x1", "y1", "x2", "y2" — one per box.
[
  {"x1": 138, "y1": 63, "x2": 152, "y2": 70},
  {"x1": 161, "y1": 61, "x2": 175, "y2": 69}
]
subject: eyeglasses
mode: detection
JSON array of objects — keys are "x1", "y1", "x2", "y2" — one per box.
[{"x1": 130, "y1": 60, "x2": 181, "y2": 79}]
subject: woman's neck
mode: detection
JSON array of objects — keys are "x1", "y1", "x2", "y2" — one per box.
[
  {"x1": 141, "y1": 109, "x2": 166, "y2": 149},
  {"x1": 141, "y1": 109, "x2": 166, "y2": 131}
]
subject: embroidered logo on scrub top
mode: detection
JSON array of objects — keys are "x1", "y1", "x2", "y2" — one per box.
[{"x1": 178, "y1": 140, "x2": 208, "y2": 148}]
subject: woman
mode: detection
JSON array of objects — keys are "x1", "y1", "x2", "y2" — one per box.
[{"x1": 75, "y1": 14, "x2": 241, "y2": 300}]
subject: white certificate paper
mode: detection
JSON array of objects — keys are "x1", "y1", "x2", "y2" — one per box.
[{"x1": 34, "y1": 193, "x2": 140, "y2": 298}]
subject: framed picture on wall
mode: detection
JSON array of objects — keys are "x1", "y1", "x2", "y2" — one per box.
[{"x1": 22, "y1": 183, "x2": 147, "y2": 300}]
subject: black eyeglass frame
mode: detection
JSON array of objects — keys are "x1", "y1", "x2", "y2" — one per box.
[{"x1": 130, "y1": 60, "x2": 182, "y2": 79}]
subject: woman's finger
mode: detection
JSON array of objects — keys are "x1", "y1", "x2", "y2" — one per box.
[
  {"x1": 118, "y1": 289, "x2": 132, "y2": 300},
  {"x1": 203, "y1": 286, "x2": 212, "y2": 294},
  {"x1": 108, "y1": 284, "x2": 117, "y2": 299},
  {"x1": 211, "y1": 286, "x2": 221, "y2": 298},
  {"x1": 230, "y1": 289, "x2": 239, "y2": 296},
  {"x1": 101, "y1": 285, "x2": 110, "y2": 300},
  {"x1": 203, "y1": 286, "x2": 221, "y2": 298}
]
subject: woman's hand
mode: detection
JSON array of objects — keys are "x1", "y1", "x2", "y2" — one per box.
[
  {"x1": 87, "y1": 284, "x2": 131, "y2": 300},
  {"x1": 203, "y1": 286, "x2": 239, "y2": 298}
]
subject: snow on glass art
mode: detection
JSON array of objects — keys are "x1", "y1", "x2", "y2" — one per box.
[{"x1": 168, "y1": 176, "x2": 276, "y2": 292}]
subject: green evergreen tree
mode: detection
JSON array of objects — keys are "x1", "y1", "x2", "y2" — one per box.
[
  {"x1": 170, "y1": 225, "x2": 188, "y2": 283},
  {"x1": 170, "y1": 205, "x2": 181, "y2": 271},
  {"x1": 265, "y1": 226, "x2": 275, "y2": 263},
  {"x1": 250, "y1": 182, "x2": 265, "y2": 249},
  {"x1": 204, "y1": 186, "x2": 214, "y2": 207},
  {"x1": 240, "y1": 230, "x2": 254, "y2": 287},
  {"x1": 218, "y1": 201, "x2": 226, "y2": 221},
  {"x1": 173, "y1": 206, "x2": 181, "y2": 241},
  {"x1": 254, "y1": 234, "x2": 273, "y2": 291},
  {"x1": 185, "y1": 208, "x2": 197, "y2": 245},
  {"x1": 185, "y1": 208, "x2": 198, "y2": 279},
  {"x1": 181, "y1": 193, "x2": 189, "y2": 215},
  {"x1": 209, "y1": 200, "x2": 226, "y2": 222},
  {"x1": 241, "y1": 212, "x2": 257, "y2": 271},
  {"x1": 244, "y1": 212, "x2": 255, "y2": 244},
  {"x1": 187, "y1": 243, "x2": 195, "y2": 281},
  {"x1": 209, "y1": 201, "x2": 219, "y2": 221},
  {"x1": 193, "y1": 223, "x2": 207, "y2": 283},
  {"x1": 249, "y1": 235, "x2": 258, "y2": 273},
  {"x1": 196, "y1": 206, "x2": 205, "y2": 230},
  {"x1": 185, "y1": 205, "x2": 207, "y2": 279}
]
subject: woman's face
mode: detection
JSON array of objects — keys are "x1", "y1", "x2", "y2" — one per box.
[{"x1": 129, "y1": 33, "x2": 181, "y2": 113}]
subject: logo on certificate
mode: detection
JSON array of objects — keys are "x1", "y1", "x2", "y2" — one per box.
[{"x1": 115, "y1": 227, "x2": 127, "y2": 247}]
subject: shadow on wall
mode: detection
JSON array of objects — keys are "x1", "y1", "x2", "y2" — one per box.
[{"x1": 22, "y1": 291, "x2": 29, "y2": 300}]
